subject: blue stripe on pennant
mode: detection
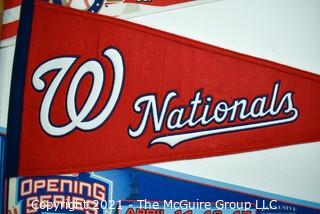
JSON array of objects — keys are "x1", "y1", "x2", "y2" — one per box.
[
  {"x1": 0, "y1": 127, "x2": 6, "y2": 135},
  {"x1": 0, "y1": 137, "x2": 6, "y2": 213}
]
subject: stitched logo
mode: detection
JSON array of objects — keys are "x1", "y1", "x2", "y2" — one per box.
[
  {"x1": 32, "y1": 47, "x2": 125, "y2": 137},
  {"x1": 128, "y1": 82, "x2": 299, "y2": 147}
]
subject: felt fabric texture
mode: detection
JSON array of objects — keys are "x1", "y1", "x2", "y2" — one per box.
[{"x1": 7, "y1": 1, "x2": 320, "y2": 176}]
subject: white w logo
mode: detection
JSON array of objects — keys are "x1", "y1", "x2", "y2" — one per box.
[{"x1": 32, "y1": 47, "x2": 125, "y2": 136}]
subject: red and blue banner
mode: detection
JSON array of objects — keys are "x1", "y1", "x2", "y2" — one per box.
[{"x1": 6, "y1": 0, "x2": 320, "y2": 176}]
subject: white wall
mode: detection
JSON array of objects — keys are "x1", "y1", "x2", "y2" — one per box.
[{"x1": 0, "y1": 45, "x2": 14, "y2": 129}]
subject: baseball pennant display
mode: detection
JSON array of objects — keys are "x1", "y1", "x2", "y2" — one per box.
[{"x1": 7, "y1": 0, "x2": 320, "y2": 176}]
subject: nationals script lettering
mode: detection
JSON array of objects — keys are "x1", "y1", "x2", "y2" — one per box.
[{"x1": 128, "y1": 82, "x2": 299, "y2": 147}]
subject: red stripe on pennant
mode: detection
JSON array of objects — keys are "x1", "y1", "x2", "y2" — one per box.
[
  {"x1": 4, "y1": 0, "x2": 21, "y2": 9},
  {"x1": 1, "y1": 20, "x2": 19, "y2": 40}
]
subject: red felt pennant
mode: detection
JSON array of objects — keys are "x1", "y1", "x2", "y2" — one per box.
[{"x1": 9, "y1": 1, "x2": 320, "y2": 176}]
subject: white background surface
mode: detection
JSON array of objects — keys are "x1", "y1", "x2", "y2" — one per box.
[
  {"x1": 128, "y1": 0, "x2": 320, "y2": 203},
  {"x1": 0, "y1": 46, "x2": 14, "y2": 129}
]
